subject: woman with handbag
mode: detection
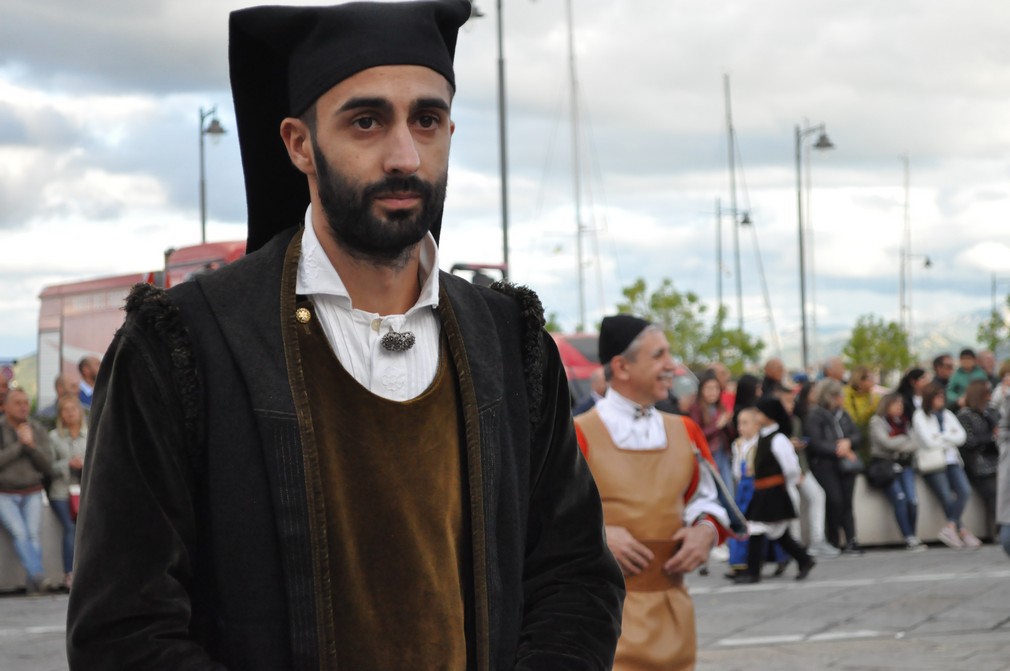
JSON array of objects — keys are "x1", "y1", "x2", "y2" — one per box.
[
  {"x1": 47, "y1": 396, "x2": 88, "y2": 590},
  {"x1": 805, "y1": 379, "x2": 864, "y2": 555},
  {"x1": 912, "y1": 382, "x2": 978, "y2": 549},
  {"x1": 868, "y1": 393, "x2": 925, "y2": 551},
  {"x1": 956, "y1": 379, "x2": 999, "y2": 525}
]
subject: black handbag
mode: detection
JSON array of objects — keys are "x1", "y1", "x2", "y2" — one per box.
[
  {"x1": 866, "y1": 457, "x2": 898, "y2": 488},
  {"x1": 964, "y1": 445, "x2": 999, "y2": 479},
  {"x1": 836, "y1": 455, "x2": 865, "y2": 476}
]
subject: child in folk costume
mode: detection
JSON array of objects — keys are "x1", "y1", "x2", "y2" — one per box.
[
  {"x1": 727, "y1": 408, "x2": 760, "y2": 577},
  {"x1": 726, "y1": 408, "x2": 787, "y2": 578},
  {"x1": 735, "y1": 397, "x2": 816, "y2": 583}
]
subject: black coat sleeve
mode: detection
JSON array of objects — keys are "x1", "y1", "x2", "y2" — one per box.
[
  {"x1": 514, "y1": 332, "x2": 625, "y2": 670},
  {"x1": 66, "y1": 317, "x2": 225, "y2": 670},
  {"x1": 804, "y1": 408, "x2": 838, "y2": 459}
]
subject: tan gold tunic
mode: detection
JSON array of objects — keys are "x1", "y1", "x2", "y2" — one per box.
[{"x1": 576, "y1": 410, "x2": 697, "y2": 671}]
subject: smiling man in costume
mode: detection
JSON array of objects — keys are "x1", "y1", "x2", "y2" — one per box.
[
  {"x1": 66, "y1": 2, "x2": 623, "y2": 669},
  {"x1": 575, "y1": 315, "x2": 730, "y2": 671}
]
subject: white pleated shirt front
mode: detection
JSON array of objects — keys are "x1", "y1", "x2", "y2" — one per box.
[{"x1": 295, "y1": 207, "x2": 442, "y2": 402}]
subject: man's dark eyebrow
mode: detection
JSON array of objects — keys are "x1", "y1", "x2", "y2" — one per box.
[
  {"x1": 337, "y1": 97, "x2": 393, "y2": 114},
  {"x1": 411, "y1": 97, "x2": 451, "y2": 114}
]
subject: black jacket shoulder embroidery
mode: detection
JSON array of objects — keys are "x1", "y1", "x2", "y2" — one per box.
[
  {"x1": 489, "y1": 281, "x2": 547, "y2": 429},
  {"x1": 123, "y1": 283, "x2": 205, "y2": 475}
]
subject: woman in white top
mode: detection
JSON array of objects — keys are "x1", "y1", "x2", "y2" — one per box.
[
  {"x1": 912, "y1": 382, "x2": 978, "y2": 549},
  {"x1": 47, "y1": 396, "x2": 88, "y2": 589}
]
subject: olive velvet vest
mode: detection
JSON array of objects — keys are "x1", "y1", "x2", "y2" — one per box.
[{"x1": 296, "y1": 299, "x2": 466, "y2": 669}]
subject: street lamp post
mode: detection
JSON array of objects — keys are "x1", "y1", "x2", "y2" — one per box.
[
  {"x1": 199, "y1": 107, "x2": 226, "y2": 244},
  {"x1": 794, "y1": 122, "x2": 833, "y2": 373},
  {"x1": 470, "y1": 3, "x2": 510, "y2": 279}
]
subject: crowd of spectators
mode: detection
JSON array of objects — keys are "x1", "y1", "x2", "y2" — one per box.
[{"x1": 574, "y1": 345, "x2": 1010, "y2": 568}]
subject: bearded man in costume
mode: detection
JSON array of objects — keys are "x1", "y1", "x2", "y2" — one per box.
[
  {"x1": 66, "y1": 2, "x2": 623, "y2": 669},
  {"x1": 575, "y1": 315, "x2": 731, "y2": 671}
]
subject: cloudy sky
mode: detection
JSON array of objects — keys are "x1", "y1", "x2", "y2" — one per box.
[{"x1": 2, "y1": 0, "x2": 1009, "y2": 365}]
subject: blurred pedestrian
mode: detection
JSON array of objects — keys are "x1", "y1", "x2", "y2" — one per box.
[
  {"x1": 956, "y1": 379, "x2": 999, "y2": 525},
  {"x1": 913, "y1": 382, "x2": 978, "y2": 548},
  {"x1": 844, "y1": 365, "x2": 880, "y2": 463},
  {"x1": 868, "y1": 393, "x2": 925, "y2": 551},
  {"x1": 0, "y1": 387, "x2": 56, "y2": 593},
  {"x1": 734, "y1": 397, "x2": 815, "y2": 584},
  {"x1": 76, "y1": 356, "x2": 101, "y2": 410},
  {"x1": 996, "y1": 391, "x2": 1010, "y2": 557},
  {"x1": 989, "y1": 360, "x2": 1010, "y2": 415},
  {"x1": 946, "y1": 348, "x2": 989, "y2": 410},
  {"x1": 806, "y1": 379, "x2": 864, "y2": 554},
  {"x1": 48, "y1": 396, "x2": 88, "y2": 590},
  {"x1": 787, "y1": 384, "x2": 837, "y2": 557},
  {"x1": 689, "y1": 372, "x2": 734, "y2": 495},
  {"x1": 897, "y1": 367, "x2": 929, "y2": 425}
]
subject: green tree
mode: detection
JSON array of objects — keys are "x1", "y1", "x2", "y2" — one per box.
[
  {"x1": 616, "y1": 278, "x2": 763, "y2": 373},
  {"x1": 842, "y1": 314, "x2": 914, "y2": 380},
  {"x1": 976, "y1": 295, "x2": 1010, "y2": 352},
  {"x1": 544, "y1": 311, "x2": 562, "y2": 333},
  {"x1": 699, "y1": 305, "x2": 766, "y2": 377}
]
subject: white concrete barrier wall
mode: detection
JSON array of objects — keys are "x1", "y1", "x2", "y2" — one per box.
[{"x1": 852, "y1": 474, "x2": 992, "y2": 545}]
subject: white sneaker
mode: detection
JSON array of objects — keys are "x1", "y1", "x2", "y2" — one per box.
[
  {"x1": 937, "y1": 526, "x2": 965, "y2": 549},
  {"x1": 959, "y1": 529, "x2": 982, "y2": 549},
  {"x1": 905, "y1": 536, "x2": 927, "y2": 552},
  {"x1": 807, "y1": 541, "x2": 841, "y2": 558}
]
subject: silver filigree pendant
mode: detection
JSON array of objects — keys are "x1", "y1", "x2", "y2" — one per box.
[{"x1": 380, "y1": 328, "x2": 416, "y2": 352}]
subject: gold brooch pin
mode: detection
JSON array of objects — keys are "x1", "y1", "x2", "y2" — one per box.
[{"x1": 295, "y1": 307, "x2": 312, "y2": 324}]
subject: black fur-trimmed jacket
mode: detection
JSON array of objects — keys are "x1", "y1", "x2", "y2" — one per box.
[{"x1": 66, "y1": 227, "x2": 623, "y2": 670}]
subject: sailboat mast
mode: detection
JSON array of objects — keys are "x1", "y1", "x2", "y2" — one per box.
[{"x1": 565, "y1": 0, "x2": 586, "y2": 331}]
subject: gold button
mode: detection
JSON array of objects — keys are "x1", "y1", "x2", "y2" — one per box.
[
  {"x1": 295, "y1": 307, "x2": 312, "y2": 324},
  {"x1": 371, "y1": 318, "x2": 382, "y2": 332}
]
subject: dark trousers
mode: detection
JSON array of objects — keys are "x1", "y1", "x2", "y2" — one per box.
[
  {"x1": 969, "y1": 474, "x2": 997, "y2": 524},
  {"x1": 810, "y1": 460, "x2": 856, "y2": 547},
  {"x1": 747, "y1": 531, "x2": 810, "y2": 579}
]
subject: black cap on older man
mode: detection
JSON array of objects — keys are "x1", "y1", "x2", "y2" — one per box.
[
  {"x1": 229, "y1": 0, "x2": 473, "y2": 253},
  {"x1": 598, "y1": 315, "x2": 652, "y2": 365}
]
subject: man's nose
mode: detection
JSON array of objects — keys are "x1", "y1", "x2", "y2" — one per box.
[{"x1": 383, "y1": 122, "x2": 421, "y2": 175}]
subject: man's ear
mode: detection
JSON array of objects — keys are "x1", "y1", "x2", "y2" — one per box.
[
  {"x1": 610, "y1": 357, "x2": 630, "y2": 382},
  {"x1": 280, "y1": 117, "x2": 315, "y2": 176}
]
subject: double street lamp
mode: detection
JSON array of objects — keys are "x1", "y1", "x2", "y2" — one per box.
[
  {"x1": 199, "y1": 106, "x2": 226, "y2": 244},
  {"x1": 794, "y1": 122, "x2": 834, "y2": 373}
]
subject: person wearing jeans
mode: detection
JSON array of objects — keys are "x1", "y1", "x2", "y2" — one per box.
[
  {"x1": 0, "y1": 492, "x2": 44, "y2": 577},
  {"x1": 0, "y1": 387, "x2": 55, "y2": 593},
  {"x1": 869, "y1": 393, "x2": 925, "y2": 551},
  {"x1": 913, "y1": 382, "x2": 979, "y2": 549}
]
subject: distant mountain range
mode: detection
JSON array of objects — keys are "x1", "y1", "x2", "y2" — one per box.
[{"x1": 776, "y1": 308, "x2": 1009, "y2": 371}]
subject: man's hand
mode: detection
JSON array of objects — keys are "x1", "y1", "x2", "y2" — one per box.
[
  {"x1": 16, "y1": 424, "x2": 35, "y2": 449},
  {"x1": 835, "y1": 438, "x2": 852, "y2": 458},
  {"x1": 69, "y1": 456, "x2": 84, "y2": 470},
  {"x1": 605, "y1": 525, "x2": 654, "y2": 576},
  {"x1": 663, "y1": 524, "x2": 715, "y2": 575}
]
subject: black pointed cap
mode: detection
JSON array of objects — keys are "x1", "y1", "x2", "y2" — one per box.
[{"x1": 229, "y1": 0, "x2": 472, "y2": 253}]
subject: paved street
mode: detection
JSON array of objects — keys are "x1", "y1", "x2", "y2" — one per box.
[
  {"x1": 1, "y1": 543, "x2": 1008, "y2": 670},
  {"x1": 690, "y1": 543, "x2": 1010, "y2": 670}
]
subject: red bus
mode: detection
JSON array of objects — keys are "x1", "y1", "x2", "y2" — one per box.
[{"x1": 36, "y1": 241, "x2": 246, "y2": 410}]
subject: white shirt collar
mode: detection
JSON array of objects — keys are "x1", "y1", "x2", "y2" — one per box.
[
  {"x1": 759, "y1": 423, "x2": 780, "y2": 438},
  {"x1": 594, "y1": 388, "x2": 667, "y2": 450},
  {"x1": 295, "y1": 205, "x2": 440, "y2": 316}
]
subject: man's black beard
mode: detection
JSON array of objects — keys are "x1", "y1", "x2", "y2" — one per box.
[{"x1": 313, "y1": 140, "x2": 446, "y2": 269}]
